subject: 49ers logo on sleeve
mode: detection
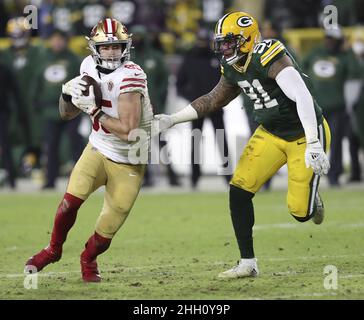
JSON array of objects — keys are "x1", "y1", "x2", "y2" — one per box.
[{"x1": 237, "y1": 16, "x2": 253, "y2": 27}]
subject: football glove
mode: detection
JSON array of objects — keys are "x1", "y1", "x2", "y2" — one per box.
[
  {"x1": 71, "y1": 86, "x2": 100, "y2": 117},
  {"x1": 62, "y1": 76, "x2": 87, "y2": 98},
  {"x1": 305, "y1": 140, "x2": 330, "y2": 176},
  {"x1": 153, "y1": 114, "x2": 175, "y2": 133}
]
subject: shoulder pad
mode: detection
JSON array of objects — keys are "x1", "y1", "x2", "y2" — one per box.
[
  {"x1": 121, "y1": 62, "x2": 146, "y2": 78},
  {"x1": 253, "y1": 39, "x2": 286, "y2": 67}
]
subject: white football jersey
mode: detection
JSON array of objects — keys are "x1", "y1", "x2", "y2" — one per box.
[{"x1": 80, "y1": 55, "x2": 153, "y2": 164}]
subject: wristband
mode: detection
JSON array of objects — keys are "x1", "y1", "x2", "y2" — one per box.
[{"x1": 171, "y1": 104, "x2": 199, "y2": 124}]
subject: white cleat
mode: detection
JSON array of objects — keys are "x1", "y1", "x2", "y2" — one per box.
[{"x1": 218, "y1": 258, "x2": 259, "y2": 279}]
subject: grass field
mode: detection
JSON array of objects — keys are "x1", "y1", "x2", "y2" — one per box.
[{"x1": 0, "y1": 189, "x2": 363, "y2": 300}]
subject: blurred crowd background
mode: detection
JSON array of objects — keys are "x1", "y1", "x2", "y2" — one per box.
[{"x1": 0, "y1": 0, "x2": 364, "y2": 190}]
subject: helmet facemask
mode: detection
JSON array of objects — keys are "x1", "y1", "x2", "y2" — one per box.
[
  {"x1": 86, "y1": 18, "x2": 132, "y2": 71},
  {"x1": 214, "y1": 32, "x2": 250, "y2": 65},
  {"x1": 87, "y1": 38, "x2": 131, "y2": 70}
]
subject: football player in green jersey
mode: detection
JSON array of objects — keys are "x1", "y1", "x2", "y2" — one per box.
[{"x1": 155, "y1": 11, "x2": 331, "y2": 278}]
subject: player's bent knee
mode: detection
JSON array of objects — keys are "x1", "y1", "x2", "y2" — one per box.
[
  {"x1": 229, "y1": 184, "x2": 255, "y2": 211},
  {"x1": 96, "y1": 222, "x2": 119, "y2": 239},
  {"x1": 67, "y1": 180, "x2": 93, "y2": 200},
  {"x1": 96, "y1": 208, "x2": 130, "y2": 238},
  {"x1": 95, "y1": 227, "x2": 116, "y2": 239},
  {"x1": 230, "y1": 175, "x2": 257, "y2": 194},
  {"x1": 288, "y1": 202, "x2": 311, "y2": 222},
  {"x1": 291, "y1": 214, "x2": 311, "y2": 222}
]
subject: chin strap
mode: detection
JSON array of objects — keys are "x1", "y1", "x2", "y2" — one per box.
[
  {"x1": 96, "y1": 65, "x2": 115, "y2": 74},
  {"x1": 232, "y1": 51, "x2": 253, "y2": 73},
  {"x1": 232, "y1": 34, "x2": 260, "y2": 73}
]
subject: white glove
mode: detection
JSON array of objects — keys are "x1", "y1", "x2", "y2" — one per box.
[
  {"x1": 305, "y1": 140, "x2": 330, "y2": 176},
  {"x1": 153, "y1": 114, "x2": 175, "y2": 133},
  {"x1": 153, "y1": 105, "x2": 198, "y2": 134},
  {"x1": 62, "y1": 76, "x2": 87, "y2": 98},
  {"x1": 71, "y1": 86, "x2": 100, "y2": 116}
]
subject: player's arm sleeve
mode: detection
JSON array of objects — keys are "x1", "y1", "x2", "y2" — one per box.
[
  {"x1": 119, "y1": 73, "x2": 147, "y2": 96},
  {"x1": 275, "y1": 66, "x2": 318, "y2": 143}
]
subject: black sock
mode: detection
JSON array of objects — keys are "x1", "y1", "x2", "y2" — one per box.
[{"x1": 229, "y1": 185, "x2": 255, "y2": 259}]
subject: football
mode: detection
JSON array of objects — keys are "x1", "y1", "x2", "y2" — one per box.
[{"x1": 81, "y1": 75, "x2": 102, "y2": 108}]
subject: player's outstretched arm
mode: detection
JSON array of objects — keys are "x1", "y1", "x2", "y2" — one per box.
[
  {"x1": 154, "y1": 76, "x2": 241, "y2": 132},
  {"x1": 191, "y1": 76, "x2": 242, "y2": 117}
]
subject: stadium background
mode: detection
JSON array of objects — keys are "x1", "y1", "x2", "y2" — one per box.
[
  {"x1": 0, "y1": 0, "x2": 364, "y2": 301},
  {"x1": 0, "y1": 0, "x2": 363, "y2": 189}
]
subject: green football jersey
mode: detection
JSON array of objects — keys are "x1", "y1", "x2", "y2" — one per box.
[
  {"x1": 0, "y1": 45, "x2": 46, "y2": 146},
  {"x1": 36, "y1": 48, "x2": 80, "y2": 120},
  {"x1": 302, "y1": 46, "x2": 361, "y2": 114},
  {"x1": 221, "y1": 39, "x2": 323, "y2": 141}
]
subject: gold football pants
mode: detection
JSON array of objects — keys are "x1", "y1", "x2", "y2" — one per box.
[
  {"x1": 67, "y1": 143, "x2": 145, "y2": 238},
  {"x1": 231, "y1": 119, "x2": 331, "y2": 219}
]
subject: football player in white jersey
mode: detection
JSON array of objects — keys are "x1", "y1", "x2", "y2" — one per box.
[{"x1": 25, "y1": 18, "x2": 153, "y2": 282}]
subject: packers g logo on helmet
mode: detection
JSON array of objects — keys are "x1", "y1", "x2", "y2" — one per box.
[
  {"x1": 237, "y1": 16, "x2": 253, "y2": 27},
  {"x1": 214, "y1": 12, "x2": 261, "y2": 70}
]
